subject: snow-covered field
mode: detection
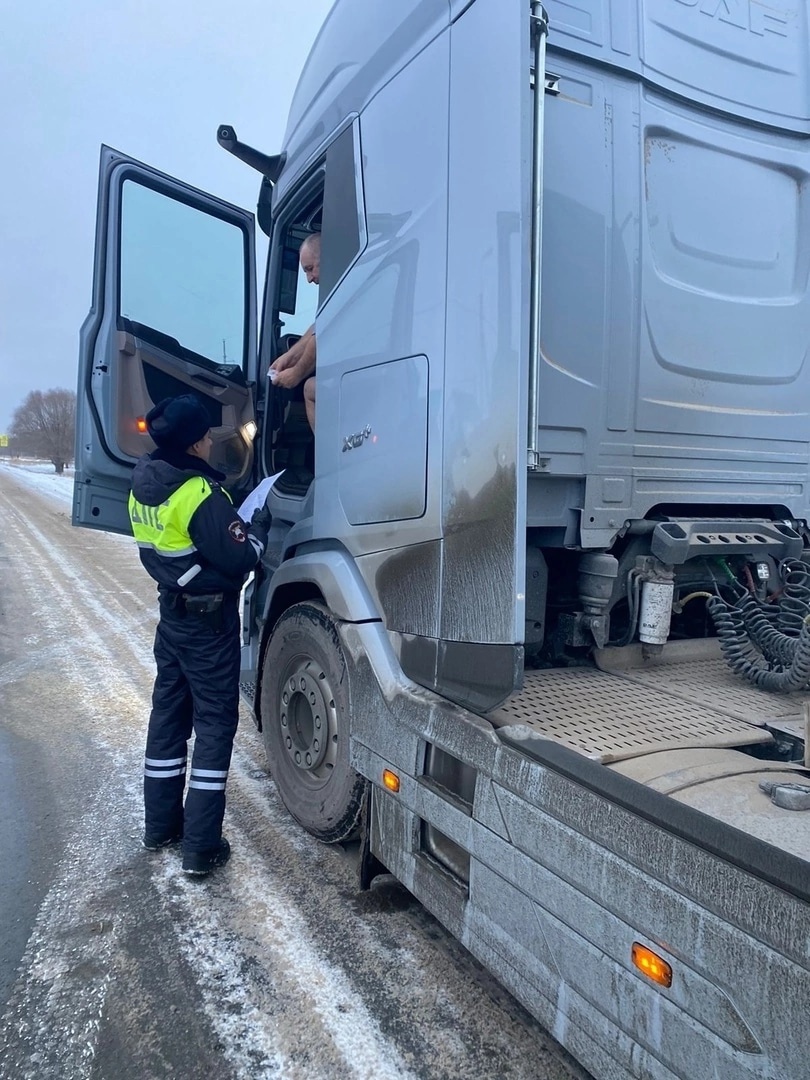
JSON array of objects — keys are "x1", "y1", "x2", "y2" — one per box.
[
  {"x1": 0, "y1": 459, "x2": 75, "y2": 509},
  {"x1": 0, "y1": 459, "x2": 135, "y2": 548}
]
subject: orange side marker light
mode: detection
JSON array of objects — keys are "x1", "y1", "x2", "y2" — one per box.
[
  {"x1": 632, "y1": 942, "x2": 673, "y2": 988},
  {"x1": 382, "y1": 769, "x2": 400, "y2": 793},
  {"x1": 136, "y1": 417, "x2": 148, "y2": 433}
]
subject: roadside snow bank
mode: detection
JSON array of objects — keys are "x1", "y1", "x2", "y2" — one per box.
[
  {"x1": 0, "y1": 461, "x2": 134, "y2": 547},
  {"x1": 0, "y1": 460, "x2": 75, "y2": 510}
]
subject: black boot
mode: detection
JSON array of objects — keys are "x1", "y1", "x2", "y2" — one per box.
[
  {"x1": 182, "y1": 837, "x2": 231, "y2": 876},
  {"x1": 143, "y1": 830, "x2": 183, "y2": 851}
]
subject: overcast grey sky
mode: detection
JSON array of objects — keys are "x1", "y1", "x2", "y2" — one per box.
[{"x1": 0, "y1": 0, "x2": 333, "y2": 434}]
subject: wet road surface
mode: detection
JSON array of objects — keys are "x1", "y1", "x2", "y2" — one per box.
[{"x1": 0, "y1": 464, "x2": 588, "y2": 1080}]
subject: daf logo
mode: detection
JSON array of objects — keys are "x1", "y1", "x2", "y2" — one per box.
[
  {"x1": 342, "y1": 425, "x2": 372, "y2": 452},
  {"x1": 672, "y1": 0, "x2": 789, "y2": 37}
]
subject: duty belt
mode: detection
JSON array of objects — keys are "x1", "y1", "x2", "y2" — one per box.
[
  {"x1": 161, "y1": 591, "x2": 224, "y2": 616},
  {"x1": 183, "y1": 592, "x2": 224, "y2": 616}
]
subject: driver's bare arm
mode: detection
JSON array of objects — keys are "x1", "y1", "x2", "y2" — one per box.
[
  {"x1": 270, "y1": 330, "x2": 307, "y2": 373},
  {"x1": 271, "y1": 326, "x2": 316, "y2": 389}
]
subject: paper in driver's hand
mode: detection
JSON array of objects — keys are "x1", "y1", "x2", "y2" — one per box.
[{"x1": 238, "y1": 471, "x2": 285, "y2": 522}]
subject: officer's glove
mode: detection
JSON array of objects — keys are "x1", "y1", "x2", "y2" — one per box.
[
  {"x1": 251, "y1": 505, "x2": 273, "y2": 530},
  {"x1": 247, "y1": 505, "x2": 273, "y2": 557}
]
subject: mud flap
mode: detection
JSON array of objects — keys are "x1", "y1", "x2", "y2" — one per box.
[{"x1": 358, "y1": 785, "x2": 388, "y2": 890}]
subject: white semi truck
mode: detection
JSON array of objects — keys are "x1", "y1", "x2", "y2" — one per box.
[{"x1": 74, "y1": 2, "x2": 810, "y2": 1076}]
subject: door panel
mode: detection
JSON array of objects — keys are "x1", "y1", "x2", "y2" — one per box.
[
  {"x1": 113, "y1": 332, "x2": 253, "y2": 479},
  {"x1": 73, "y1": 146, "x2": 256, "y2": 535}
]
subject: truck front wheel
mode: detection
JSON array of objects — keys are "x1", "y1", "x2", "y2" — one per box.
[{"x1": 259, "y1": 601, "x2": 366, "y2": 843}]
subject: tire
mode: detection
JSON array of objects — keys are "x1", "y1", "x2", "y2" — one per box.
[{"x1": 260, "y1": 602, "x2": 367, "y2": 843}]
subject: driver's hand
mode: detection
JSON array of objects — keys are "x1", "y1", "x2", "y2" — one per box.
[
  {"x1": 272, "y1": 366, "x2": 301, "y2": 390},
  {"x1": 270, "y1": 350, "x2": 293, "y2": 372}
]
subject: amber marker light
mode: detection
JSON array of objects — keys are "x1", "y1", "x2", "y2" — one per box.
[
  {"x1": 136, "y1": 417, "x2": 148, "y2": 433},
  {"x1": 382, "y1": 769, "x2": 400, "y2": 793},
  {"x1": 631, "y1": 943, "x2": 673, "y2": 988}
]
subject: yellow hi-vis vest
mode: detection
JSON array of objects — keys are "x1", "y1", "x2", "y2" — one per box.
[{"x1": 128, "y1": 476, "x2": 230, "y2": 558}]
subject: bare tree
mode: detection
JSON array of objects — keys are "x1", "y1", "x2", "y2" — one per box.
[{"x1": 10, "y1": 389, "x2": 76, "y2": 474}]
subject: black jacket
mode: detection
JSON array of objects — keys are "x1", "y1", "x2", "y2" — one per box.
[{"x1": 130, "y1": 449, "x2": 260, "y2": 596}]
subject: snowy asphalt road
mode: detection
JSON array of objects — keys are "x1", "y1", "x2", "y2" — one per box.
[{"x1": 0, "y1": 462, "x2": 587, "y2": 1080}]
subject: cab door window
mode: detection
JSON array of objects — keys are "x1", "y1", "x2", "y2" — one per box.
[
  {"x1": 113, "y1": 178, "x2": 254, "y2": 480},
  {"x1": 120, "y1": 179, "x2": 248, "y2": 367}
]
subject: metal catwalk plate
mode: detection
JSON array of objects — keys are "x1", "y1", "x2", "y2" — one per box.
[
  {"x1": 489, "y1": 659, "x2": 774, "y2": 764},
  {"x1": 593, "y1": 639, "x2": 809, "y2": 727}
]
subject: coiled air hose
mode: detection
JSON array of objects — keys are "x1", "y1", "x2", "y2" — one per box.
[
  {"x1": 777, "y1": 559, "x2": 810, "y2": 638},
  {"x1": 708, "y1": 593, "x2": 810, "y2": 693}
]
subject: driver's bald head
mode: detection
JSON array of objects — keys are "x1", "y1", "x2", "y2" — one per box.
[{"x1": 300, "y1": 232, "x2": 321, "y2": 285}]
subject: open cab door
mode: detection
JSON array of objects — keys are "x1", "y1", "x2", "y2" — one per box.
[{"x1": 73, "y1": 146, "x2": 257, "y2": 535}]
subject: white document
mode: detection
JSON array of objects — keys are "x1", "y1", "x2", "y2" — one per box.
[{"x1": 238, "y1": 470, "x2": 286, "y2": 522}]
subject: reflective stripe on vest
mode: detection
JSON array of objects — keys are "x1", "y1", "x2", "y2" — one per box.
[{"x1": 128, "y1": 476, "x2": 226, "y2": 558}]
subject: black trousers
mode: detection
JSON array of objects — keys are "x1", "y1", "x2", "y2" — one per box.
[{"x1": 144, "y1": 594, "x2": 240, "y2": 853}]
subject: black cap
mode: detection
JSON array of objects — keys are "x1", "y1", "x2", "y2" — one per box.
[{"x1": 146, "y1": 395, "x2": 211, "y2": 451}]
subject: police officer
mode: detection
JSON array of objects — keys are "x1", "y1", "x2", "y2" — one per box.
[{"x1": 129, "y1": 394, "x2": 271, "y2": 875}]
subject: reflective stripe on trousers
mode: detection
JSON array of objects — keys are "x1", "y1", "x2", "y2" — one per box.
[{"x1": 144, "y1": 755, "x2": 187, "y2": 779}]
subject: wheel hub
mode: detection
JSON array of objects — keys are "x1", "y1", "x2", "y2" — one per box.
[{"x1": 279, "y1": 659, "x2": 338, "y2": 777}]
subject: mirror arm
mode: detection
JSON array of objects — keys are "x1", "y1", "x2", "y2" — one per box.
[{"x1": 217, "y1": 125, "x2": 286, "y2": 185}]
